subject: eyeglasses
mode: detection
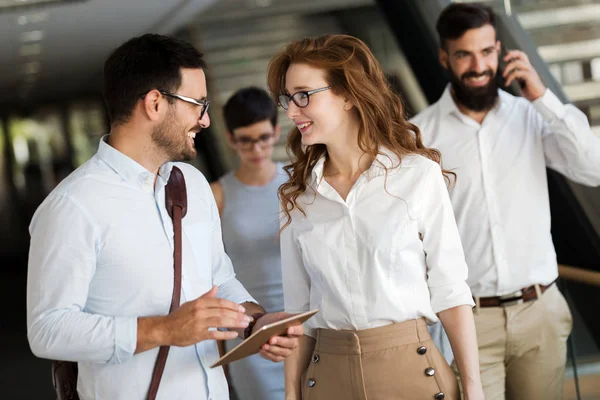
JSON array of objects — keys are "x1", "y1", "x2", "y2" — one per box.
[
  {"x1": 232, "y1": 133, "x2": 275, "y2": 150},
  {"x1": 140, "y1": 90, "x2": 210, "y2": 120},
  {"x1": 159, "y1": 91, "x2": 210, "y2": 120},
  {"x1": 278, "y1": 86, "x2": 331, "y2": 110}
]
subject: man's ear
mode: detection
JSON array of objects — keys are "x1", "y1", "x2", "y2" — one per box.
[
  {"x1": 142, "y1": 89, "x2": 164, "y2": 122},
  {"x1": 439, "y1": 48, "x2": 449, "y2": 69}
]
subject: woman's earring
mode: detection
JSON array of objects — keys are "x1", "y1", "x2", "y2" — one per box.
[{"x1": 344, "y1": 104, "x2": 349, "y2": 110}]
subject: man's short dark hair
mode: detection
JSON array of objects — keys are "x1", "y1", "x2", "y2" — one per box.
[
  {"x1": 436, "y1": 3, "x2": 496, "y2": 49},
  {"x1": 103, "y1": 34, "x2": 206, "y2": 126},
  {"x1": 222, "y1": 87, "x2": 278, "y2": 133}
]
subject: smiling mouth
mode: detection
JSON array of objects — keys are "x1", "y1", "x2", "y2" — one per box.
[
  {"x1": 296, "y1": 122, "x2": 313, "y2": 132},
  {"x1": 462, "y1": 71, "x2": 492, "y2": 85},
  {"x1": 467, "y1": 75, "x2": 488, "y2": 82}
]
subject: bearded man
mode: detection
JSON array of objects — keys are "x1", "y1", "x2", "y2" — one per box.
[{"x1": 411, "y1": 3, "x2": 600, "y2": 400}]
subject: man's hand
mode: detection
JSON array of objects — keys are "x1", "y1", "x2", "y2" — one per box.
[
  {"x1": 161, "y1": 286, "x2": 252, "y2": 347},
  {"x1": 251, "y1": 312, "x2": 304, "y2": 362},
  {"x1": 502, "y1": 49, "x2": 546, "y2": 102}
]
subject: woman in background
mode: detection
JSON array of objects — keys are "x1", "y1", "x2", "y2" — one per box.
[{"x1": 210, "y1": 87, "x2": 286, "y2": 400}]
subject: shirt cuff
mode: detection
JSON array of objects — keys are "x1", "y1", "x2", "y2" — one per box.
[
  {"x1": 219, "y1": 278, "x2": 257, "y2": 306},
  {"x1": 109, "y1": 316, "x2": 137, "y2": 364},
  {"x1": 532, "y1": 88, "x2": 566, "y2": 121},
  {"x1": 429, "y1": 282, "x2": 475, "y2": 314}
]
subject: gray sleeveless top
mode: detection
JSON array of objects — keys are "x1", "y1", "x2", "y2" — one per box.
[{"x1": 219, "y1": 164, "x2": 286, "y2": 312}]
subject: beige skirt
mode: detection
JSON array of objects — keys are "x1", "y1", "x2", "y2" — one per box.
[{"x1": 300, "y1": 318, "x2": 458, "y2": 400}]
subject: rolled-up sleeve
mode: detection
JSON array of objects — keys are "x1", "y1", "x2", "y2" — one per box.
[
  {"x1": 280, "y1": 216, "x2": 315, "y2": 337},
  {"x1": 419, "y1": 164, "x2": 474, "y2": 314},
  {"x1": 27, "y1": 194, "x2": 137, "y2": 363}
]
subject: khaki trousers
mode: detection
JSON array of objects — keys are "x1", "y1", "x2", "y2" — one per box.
[
  {"x1": 460, "y1": 284, "x2": 572, "y2": 400},
  {"x1": 300, "y1": 319, "x2": 458, "y2": 400}
]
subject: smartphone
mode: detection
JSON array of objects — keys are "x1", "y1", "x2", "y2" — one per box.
[{"x1": 497, "y1": 45, "x2": 524, "y2": 96}]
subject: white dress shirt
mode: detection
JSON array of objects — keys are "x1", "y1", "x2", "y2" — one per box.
[
  {"x1": 411, "y1": 87, "x2": 600, "y2": 297},
  {"x1": 280, "y1": 150, "x2": 474, "y2": 337},
  {"x1": 27, "y1": 137, "x2": 255, "y2": 400}
]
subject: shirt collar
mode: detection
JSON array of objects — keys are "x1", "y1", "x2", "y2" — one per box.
[
  {"x1": 439, "y1": 84, "x2": 463, "y2": 117},
  {"x1": 311, "y1": 155, "x2": 326, "y2": 186},
  {"x1": 496, "y1": 88, "x2": 513, "y2": 109},
  {"x1": 310, "y1": 146, "x2": 400, "y2": 186},
  {"x1": 96, "y1": 135, "x2": 174, "y2": 185},
  {"x1": 439, "y1": 84, "x2": 510, "y2": 121}
]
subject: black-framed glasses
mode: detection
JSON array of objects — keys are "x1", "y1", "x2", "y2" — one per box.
[
  {"x1": 232, "y1": 133, "x2": 275, "y2": 150},
  {"x1": 159, "y1": 91, "x2": 210, "y2": 120},
  {"x1": 141, "y1": 90, "x2": 210, "y2": 120},
  {"x1": 278, "y1": 86, "x2": 331, "y2": 110}
]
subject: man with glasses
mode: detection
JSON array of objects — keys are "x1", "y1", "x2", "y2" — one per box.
[
  {"x1": 27, "y1": 34, "x2": 303, "y2": 400},
  {"x1": 210, "y1": 86, "x2": 287, "y2": 400}
]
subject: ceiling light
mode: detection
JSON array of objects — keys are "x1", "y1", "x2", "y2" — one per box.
[
  {"x1": 23, "y1": 60, "x2": 41, "y2": 75},
  {"x1": 19, "y1": 43, "x2": 42, "y2": 56},
  {"x1": 20, "y1": 30, "x2": 44, "y2": 42}
]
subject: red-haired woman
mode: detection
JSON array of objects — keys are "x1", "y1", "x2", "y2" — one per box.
[{"x1": 268, "y1": 35, "x2": 483, "y2": 400}]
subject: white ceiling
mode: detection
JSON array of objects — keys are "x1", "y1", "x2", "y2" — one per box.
[{"x1": 0, "y1": 0, "x2": 217, "y2": 107}]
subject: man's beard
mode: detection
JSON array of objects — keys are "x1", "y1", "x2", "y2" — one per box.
[
  {"x1": 151, "y1": 108, "x2": 198, "y2": 162},
  {"x1": 448, "y1": 65, "x2": 499, "y2": 112}
]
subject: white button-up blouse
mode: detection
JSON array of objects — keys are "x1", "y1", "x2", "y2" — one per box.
[{"x1": 280, "y1": 149, "x2": 474, "y2": 337}]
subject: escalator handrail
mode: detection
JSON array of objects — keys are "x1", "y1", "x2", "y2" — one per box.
[{"x1": 559, "y1": 264, "x2": 600, "y2": 287}]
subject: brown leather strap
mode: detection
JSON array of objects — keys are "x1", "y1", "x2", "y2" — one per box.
[
  {"x1": 147, "y1": 166, "x2": 187, "y2": 400},
  {"x1": 477, "y1": 280, "x2": 556, "y2": 308}
]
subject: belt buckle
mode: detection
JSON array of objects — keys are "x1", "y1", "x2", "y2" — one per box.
[{"x1": 498, "y1": 290, "x2": 524, "y2": 307}]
